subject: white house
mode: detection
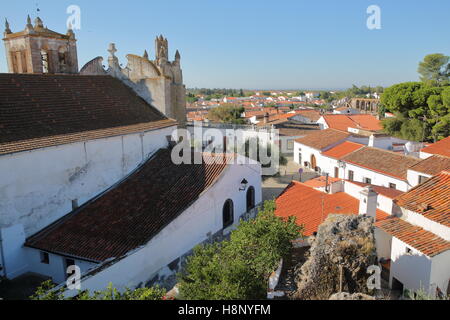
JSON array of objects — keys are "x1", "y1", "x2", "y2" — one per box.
[
  {"x1": 21, "y1": 150, "x2": 262, "y2": 293},
  {"x1": 419, "y1": 136, "x2": 450, "y2": 159},
  {"x1": 406, "y1": 155, "x2": 450, "y2": 188},
  {"x1": 375, "y1": 171, "x2": 450, "y2": 297},
  {"x1": 0, "y1": 73, "x2": 178, "y2": 280}
]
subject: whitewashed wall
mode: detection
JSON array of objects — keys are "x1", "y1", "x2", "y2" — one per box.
[
  {"x1": 0, "y1": 125, "x2": 176, "y2": 279},
  {"x1": 344, "y1": 181, "x2": 394, "y2": 215},
  {"x1": 400, "y1": 208, "x2": 450, "y2": 241},
  {"x1": 343, "y1": 163, "x2": 409, "y2": 192},
  {"x1": 390, "y1": 237, "x2": 432, "y2": 293},
  {"x1": 429, "y1": 251, "x2": 450, "y2": 296},
  {"x1": 58, "y1": 159, "x2": 262, "y2": 294},
  {"x1": 406, "y1": 169, "x2": 431, "y2": 188}
]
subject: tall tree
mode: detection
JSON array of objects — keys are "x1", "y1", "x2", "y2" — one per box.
[{"x1": 418, "y1": 53, "x2": 450, "y2": 83}]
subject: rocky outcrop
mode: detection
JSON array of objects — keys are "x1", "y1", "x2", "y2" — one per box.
[
  {"x1": 293, "y1": 214, "x2": 377, "y2": 300},
  {"x1": 329, "y1": 292, "x2": 375, "y2": 300}
]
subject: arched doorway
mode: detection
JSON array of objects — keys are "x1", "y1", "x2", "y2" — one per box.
[
  {"x1": 223, "y1": 199, "x2": 234, "y2": 229},
  {"x1": 246, "y1": 186, "x2": 255, "y2": 212},
  {"x1": 311, "y1": 154, "x2": 317, "y2": 170}
]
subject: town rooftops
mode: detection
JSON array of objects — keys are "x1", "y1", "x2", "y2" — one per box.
[
  {"x1": 321, "y1": 114, "x2": 382, "y2": 132},
  {"x1": 394, "y1": 171, "x2": 450, "y2": 227},
  {"x1": 420, "y1": 136, "x2": 450, "y2": 158},
  {"x1": 321, "y1": 141, "x2": 365, "y2": 160},
  {"x1": 295, "y1": 128, "x2": 350, "y2": 150},
  {"x1": 25, "y1": 149, "x2": 231, "y2": 262},
  {"x1": 341, "y1": 147, "x2": 421, "y2": 180},
  {"x1": 0, "y1": 73, "x2": 176, "y2": 155},
  {"x1": 303, "y1": 176, "x2": 342, "y2": 188},
  {"x1": 408, "y1": 155, "x2": 450, "y2": 176},
  {"x1": 275, "y1": 181, "x2": 389, "y2": 236},
  {"x1": 346, "y1": 180, "x2": 404, "y2": 199},
  {"x1": 375, "y1": 217, "x2": 450, "y2": 257}
]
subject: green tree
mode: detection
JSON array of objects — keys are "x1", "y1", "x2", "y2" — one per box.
[
  {"x1": 178, "y1": 201, "x2": 302, "y2": 300},
  {"x1": 418, "y1": 53, "x2": 450, "y2": 83},
  {"x1": 207, "y1": 104, "x2": 246, "y2": 124}
]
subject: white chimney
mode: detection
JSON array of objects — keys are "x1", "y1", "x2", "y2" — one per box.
[{"x1": 359, "y1": 186, "x2": 378, "y2": 219}]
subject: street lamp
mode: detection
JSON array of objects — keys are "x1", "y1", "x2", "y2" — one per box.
[{"x1": 239, "y1": 179, "x2": 248, "y2": 191}]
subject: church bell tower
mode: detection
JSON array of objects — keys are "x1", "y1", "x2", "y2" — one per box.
[{"x1": 3, "y1": 16, "x2": 78, "y2": 74}]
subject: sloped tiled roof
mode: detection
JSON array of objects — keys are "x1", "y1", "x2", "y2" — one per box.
[
  {"x1": 420, "y1": 136, "x2": 450, "y2": 158},
  {"x1": 295, "y1": 128, "x2": 350, "y2": 150},
  {"x1": 394, "y1": 171, "x2": 450, "y2": 227},
  {"x1": 322, "y1": 141, "x2": 365, "y2": 159},
  {"x1": 25, "y1": 149, "x2": 230, "y2": 262},
  {"x1": 303, "y1": 176, "x2": 342, "y2": 188},
  {"x1": 342, "y1": 147, "x2": 421, "y2": 180},
  {"x1": 275, "y1": 181, "x2": 389, "y2": 236},
  {"x1": 322, "y1": 114, "x2": 382, "y2": 132},
  {"x1": 346, "y1": 181, "x2": 404, "y2": 199},
  {"x1": 0, "y1": 73, "x2": 175, "y2": 154},
  {"x1": 375, "y1": 217, "x2": 450, "y2": 257},
  {"x1": 408, "y1": 155, "x2": 450, "y2": 176}
]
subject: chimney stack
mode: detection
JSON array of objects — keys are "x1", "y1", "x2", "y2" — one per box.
[
  {"x1": 264, "y1": 112, "x2": 269, "y2": 124},
  {"x1": 359, "y1": 186, "x2": 378, "y2": 219}
]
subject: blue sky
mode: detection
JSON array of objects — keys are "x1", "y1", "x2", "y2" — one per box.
[{"x1": 2, "y1": 0, "x2": 450, "y2": 90}]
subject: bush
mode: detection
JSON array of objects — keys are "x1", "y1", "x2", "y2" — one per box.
[
  {"x1": 30, "y1": 281, "x2": 166, "y2": 300},
  {"x1": 178, "y1": 201, "x2": 302, "y2": 300}
]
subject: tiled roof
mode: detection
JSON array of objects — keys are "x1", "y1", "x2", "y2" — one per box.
[
  {"x1": 420, "y1": 137, "x2": 450, "y2": 158},
  {"x1": 394, "y1": 171, "x2": 450, "y2": 227},
  {"x1": 277, "y1": 123, "x2": 320, "y2": 137},
  {"x1": 322, "y1": 114, "x2": 382, "y2": 132},
  {"x1": 0, "y1": 73, "x2": 174, "y2": 154},
  {"x1": 375, "y1": 217, "x2": 450, "y2": 257},
  {"x1": 346, "y1": 181, "x2": 404, "y2": 199},
  {"x1": 303, "y1": 176, "x2": 342, "y2": 188},
  {"x1": 322, "y1": 141, "x2": 365, "y2": 159},
  {"x1": 342, "y1": 147, "x2": 421, "y2": 180},
  {"x1": 25, "y1": 149, "x2": 230, "y2": 262},
  {"x1": 294, "y1": 110, "x2": 321, "y2": 122},
  {"x1": 408, "y1": 155, "x2": 450, "y2": 176},
  {"x1": 275, "y1": 181, "x2": 389, "y2": 236},
  {"x1": 295, "y1": 129, "x2": 350, "y2": 150}
]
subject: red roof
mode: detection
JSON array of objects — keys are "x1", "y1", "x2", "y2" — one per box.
[
  {"x1": 25, "y1": 149, "x2": 230, "y2": 262},
  {"x1": 421, "y1": 136, "x2": 450, "y2": 158},
  {"x1": 322, "y1": 141, "x2": 365, "y2": 159},
  {"x1": 395, "y1": 171, "x2": 450, "y2": 227},
  {"x1": 375, "y1": 217, "x2": 450, "y2": 257},
  {"x1": 303, "y1": 176, "x2": 342, "y2": 188},
  {"x1": 275, "y1": 181, "x2": 389, "y2": 236},
  {"x1": 322, "y1": 114, "x2": 382, "y2": 132}
]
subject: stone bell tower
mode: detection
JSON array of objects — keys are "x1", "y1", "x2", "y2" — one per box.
[{"x1": 3, "y1": 16, "x2": 78, "y2": 74}]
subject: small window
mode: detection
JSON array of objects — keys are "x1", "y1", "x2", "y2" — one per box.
[
  {"x1": 348, "y1": 170, "x2": 354, "y2": 181},
  {"x1": 389, "y1": 183, "x2": 396, "y2": 190},
  {"x1": 406, "y1": 247, "x2": 412, "y2": 255},
  {"x1": 364, "y1": 177, "x2": 372, "y2": 184},
  {"x1": 72, "y1": 199, "x2": 79, "y2": 210},
  {"x1": 40, "y1": 251, "x2": 49, "y2": 264},
  {"x1": 223, "y1": 199, "x2": 234, "y2": 229}
]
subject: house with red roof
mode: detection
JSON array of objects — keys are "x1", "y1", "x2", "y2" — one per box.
[
  {"x1": 317, "y1": 114, "x2": 382, "y2": 134},
  {"x1": 375, "y1": 171, "x2": 450, "y2": 296},
  {"x1": 420, "y1": 136, "x2": 450, "y2": 159}
]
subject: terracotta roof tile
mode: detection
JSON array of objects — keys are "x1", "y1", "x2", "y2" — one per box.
[
  {"x1": 322, "y1": 114, "x2": 382, "y2": 132},
  {"x1": 395, "y1": 171, "x2": 450, "y2": 227},
  {"x1": 0, "y1": 73, "x2": 173, "y2": 153},
  {"x1": 322, "y1": 141, "x2": 365, "y2": 159},
  {"x1": 275, "y1": 181, "x2": 389, "y2": 237},
  {"x1": 295, "y1": 129, "x2": 350, "y2": 150},
  {"x1": 409, "y1": 155, "x2": 450, "y2": 176},
  {"x1": 303, "y1": 176, "x2": 342, "y2": 188},
  {"x1": 346, "y1": 181, "x2": 404, "y2": 199},
  {"x1": 25, "y1": 149, "x2": 230, "y2": 262},
  {"x1": 375, "y1": 217, "x2": 450, "y2": 257},
  {"x1": 342, "y1": 147, "x2": 421, "y2": 180},
  {"x1": 421, "y1": 136, "x2": 450, "y2": 157}
]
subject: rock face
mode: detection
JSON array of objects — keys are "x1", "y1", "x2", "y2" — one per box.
[
  {"x1": 293, "y1": 214, "x2": 377, "y2": 300},
  {"x1": 329, "y1": 292, "x2": 375, "y2": 300}
]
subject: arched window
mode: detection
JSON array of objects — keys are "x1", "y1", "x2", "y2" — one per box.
[
  {"x1": 246, "y1": 186, "x2": 255, "y2": 212},
  {"x1": 223, "y1": 199, "x2": 234, "y2": 229}
]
